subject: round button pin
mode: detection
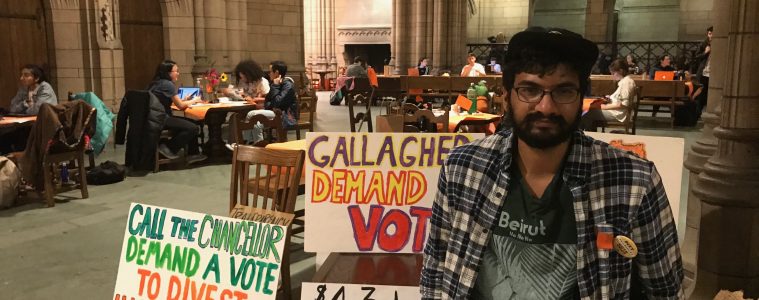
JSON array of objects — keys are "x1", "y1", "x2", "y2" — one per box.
[{"x1": 613, "y1": 235, "x2": 638, "y2": 258}]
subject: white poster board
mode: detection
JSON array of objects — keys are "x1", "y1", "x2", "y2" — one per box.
[
  {"x1": 301, "y1": 282, "x2": 420, "y2": 300},
  {"x1": 304, "y1": 132, "x2": 484, "y2": 253},
  {"x1": 113, "y1": 203, "x2": 289, "y2": 300},
  {"x1": 585, "y1": 132, "x2": 685, "y2": 225}
]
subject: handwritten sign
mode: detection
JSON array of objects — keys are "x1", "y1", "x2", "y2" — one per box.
[
  {"x1": 229, "y1": 204, "x2": 294, "y2": 227},
  {"x1": 305, "y1": 132, "x2": 484, "y2": 253},
  {"x1": 585, "y1": 132, "x2": 685, "y2": 226},
  {"x1": 113, "y1": 203, "x2": 289, "y2": 300},
  {"x1": 301, "y1": 282, "x2": 420, "y2": 300}
]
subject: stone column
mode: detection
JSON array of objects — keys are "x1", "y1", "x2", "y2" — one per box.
[
  {"x1": 203, "y1": 0, "x2": 228, "y2": 71},
  {"x1": 392, "y1": 0, "x2": 469, "y2": 75},
  {"x1": 584, "y1": 0, "x2": 615, "y2": 42},
  {"x1": 162, "y1": 0, "x2": 197, "y2": 84},
  {"x1": 193, "y1": 0, "x2": 207, "y2": 75},
  {"x1": 90, "y1": 0, "x2": 125, "y2": 109},
  {"x1": 225, "y1": 0, "x2": 246, "y2": 72},
  {"x1": 682, "y1": 0, "x2": 726, "y2": 293},
  {"x1": 45, "y1": 0, "x2": 87, "y2": 99},
  {"x1": 690, "y1": 0, "x2": 759, "y2": 297},
  {"x1": 45, "y1": 0, "x2": 125, "y2": 110}
]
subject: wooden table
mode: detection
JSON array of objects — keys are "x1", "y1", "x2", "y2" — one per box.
[
  {"x1": 314, "y1": 70, "x2": 332, "y2": 91},
  {"x1": 264, "y1": 139, "x2": 306, "y2": 151},
  {"x1": 0, "y1": 116, "x2": 36, "y2": 129},
  {"x1": 173, "y1": 102, "x2": 256, "y2": 161},
  {"x1": 312, "y1": 253, "x2": 423, "y2": 286},
  {"x1": 376, "y1": 112, "x2": 501, "y2": 134},
  {"x1": 265, "y1": 139, "x2": 307, "y2": 183}
]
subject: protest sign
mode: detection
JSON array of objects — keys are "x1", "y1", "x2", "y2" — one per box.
[
  {"x1": 229, "y1": 204, "x2": 294, "y2": 227},
  {"x1": 305, "y1": 132, "x2": 484, "y2": 253},
  {"x1": 301, "y1": 282, "x2": 420, "y2": 300},
  {"x1": 113, "y1": 203, "x2": 289, "y2": 300},
  {"x1": 585, "y1": 132, "x2": 685, "y2": 226}
]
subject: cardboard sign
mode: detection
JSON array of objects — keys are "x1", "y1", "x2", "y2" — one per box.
[
  {"x1": 229, "y1": 204, "x2": 294, "y2": 227},
  {"x1": 113, "y1": 203, "x2": 289, "y2": 300},
  {"x1": 585, "y1": 132, "x2": 685, "y2": 226},
  {"x1": 301, "y1": 282, "x2": 420, "y2": 300},
  {"x1": 305, "y1": 132, "x2": 484, "y2": 253}
]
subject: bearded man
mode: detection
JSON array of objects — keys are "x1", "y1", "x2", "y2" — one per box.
[{"x1": 420, "y1": 27, "x2": 683, "y2": 299}]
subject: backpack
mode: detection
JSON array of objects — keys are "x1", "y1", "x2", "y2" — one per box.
[
  {"x1": 329, "y1": 89, "x2": 343, "y2": 105},
  {"x1": 86, "y1": 160, "x2": 126, "y2": 185},
  {"x1": 0, "y1": 156, "x2": 21, "y2": 209}
]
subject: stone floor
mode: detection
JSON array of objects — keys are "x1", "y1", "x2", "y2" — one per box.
[{"x1": 0, "y1": 91, "x2": 702, "y2": 299}]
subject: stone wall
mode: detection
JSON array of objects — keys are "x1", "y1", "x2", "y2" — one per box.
[
  {"x1": 616, "y1": 0, "x2": 680, "y2": 41},
  {"x1": 248, "y1": 0, "x2": 305, "y2": 73},
  {"x1": 530, "y1": 0, "x2": 587, "y2": 35},
  {"x1": 467, "y1": 0, "x2": 530, "y2": 43},
  {"x1": 678, "y1": 0, "x2": 713, "y2": 41}
]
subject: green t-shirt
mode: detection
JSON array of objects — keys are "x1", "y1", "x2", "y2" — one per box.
[{"x1": 474, "y1": 162, "x2": 579, "y2": 300}]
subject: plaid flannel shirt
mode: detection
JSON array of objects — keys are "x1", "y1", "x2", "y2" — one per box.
[{"x1": 421, "y1": 130, "x2": 683, "y2": 299}]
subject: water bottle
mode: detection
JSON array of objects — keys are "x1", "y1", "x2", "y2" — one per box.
[{"x1": 60, "y1": 162, "x2": 70, "y2": 185}]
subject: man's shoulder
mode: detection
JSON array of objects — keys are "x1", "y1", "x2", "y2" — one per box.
[{"x1": 446, "y1": 131, "x2": 510, "y2": 170}]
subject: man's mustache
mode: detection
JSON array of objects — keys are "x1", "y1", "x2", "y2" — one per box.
[{"x1": 522, "y1": 112, "x2": 567, "y2": 126}]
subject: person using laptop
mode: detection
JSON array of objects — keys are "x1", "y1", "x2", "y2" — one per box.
[
  {"x1": 148, "y1": 60, "x2": 206, "y2": 163},
  {"x1": 581, "y1": 58, "x2": 637, "y2": 131},
  {"x1": 1, "y1": 64, "x2": 59, "y2": 154},
  {"x1": 648, "y1": 55, "x2": 675, "y2": 80}
]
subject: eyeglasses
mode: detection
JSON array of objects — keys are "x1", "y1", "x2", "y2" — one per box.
[{"x1": 513, "y1": 86, "x2": 581, "y2": 104}]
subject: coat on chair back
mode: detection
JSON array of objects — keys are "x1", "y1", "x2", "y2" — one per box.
[{"x1": 115, "y1": 90, "x2": 167, "y2": 171}]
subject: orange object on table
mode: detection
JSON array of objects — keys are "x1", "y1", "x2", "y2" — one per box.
[
  {"x1": 0, "y1": 116, "x2": 37, "y2": 128},
  {"x1": 448, "y1": 113, "x2": 501, "y2": 133},
  {"x1": 172, "y1": 103, "x2": 254, "y2": 121},
  {"x1": 583, "y1": 98, "x2": 604, "y2": 114}
]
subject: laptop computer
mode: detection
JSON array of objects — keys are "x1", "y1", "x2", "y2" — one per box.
[
  {"x1": 178, "y1": 87, "x2": 201, "y2": 100},
  {"x1": 654, "y1": 71, "x2": 675, "y2": 81}
]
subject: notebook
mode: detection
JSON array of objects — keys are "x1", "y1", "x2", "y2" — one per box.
[
  {"x1": 654, "y1": 71, "x2": 675, "y2": 81},
  {"x1": 178, "y1": 87, "x2": 201, "y2": 99}
]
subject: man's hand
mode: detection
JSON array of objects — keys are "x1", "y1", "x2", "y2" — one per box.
[{"x1": 705, "y1": 45, "x2": 711, "y2": 54}]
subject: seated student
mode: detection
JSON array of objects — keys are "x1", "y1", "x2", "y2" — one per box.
[
  {"x1": 1, "y1": 65, "x2": 58, "y2": 154},
  {"x1": 9, "y1": 64, "x2": 58, "y2": 115},
  {"x1": 581, "y1": 58, "x2": 636, "y2": 131},
  {"x1": 649, "y1": 55, "x2": 676, "y2": 80},
  {"x1": 418, "y1": 57, "x2": 431, "y2": 75},
  {"x1": 461, "y1": 53, "x2": 486, "y2": 77},
  {"x1": 488, "y1": 57, "x2": 502, "y2": 74},
  {"x1": 147, "y1": 60, "x2": 206, "y2": 163},
  {"x1": 345, "y1": 56, "x2": 368, "y2": 78},
  {"x1": 230, "y1": 61, "x2": 298, "y2": 146},
  {"x1": 224, "y1": 60, "x2": 269, "y2": 101}
]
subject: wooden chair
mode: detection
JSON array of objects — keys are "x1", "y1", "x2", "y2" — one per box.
[
  {"x1": 154, "y1": 130, "x2": 182, "y2": 173},
  {"x1": 598, "y1": 86, "x2": 643, "y2": 134},
  {"x1": 402, "y1": 109, "x2": 450, "y2": 133},
  {"x1": 290, "y1": 94, "x2": 316, "y2": 140},
  {"x1": 347, "y1": 79, "x2": 374, "y2": 132},
  {"x1": 229, "y1": 111, "x2": 286, "y2": 147},
  {"x1": 39, "y1": 106, "x2": 96, "y2": 207},
  {"x1": 637, "y1": 80, "x2": 686, "y2": 128},
  {"x1": 229, "y1": 145, "x2": 305, "y2": 300}
]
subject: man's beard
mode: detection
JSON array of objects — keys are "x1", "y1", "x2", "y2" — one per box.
[{"x1": 509, "y1": 109, "x2": 580, "y2": 149}]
